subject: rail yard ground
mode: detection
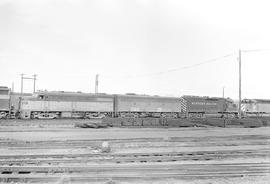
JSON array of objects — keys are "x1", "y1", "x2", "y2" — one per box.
[{"x1": 0, "y1": 119, "x2": 269, "y2": 184}]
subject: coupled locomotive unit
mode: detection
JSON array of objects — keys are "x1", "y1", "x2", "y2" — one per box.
[
  {"x1": 0, "y1": 86, "x2": 10, "y2": 118},
  {"x1": 114, "y1": 94, "x2": 180, "y2": 118},
  {"x1": 20, "y1": 92, "x2": 181, "y2": 119},
  {"x1": 20, "y1": 92, "x2": 114, "y2": 119},
  {"x1": 180, "y1": 95, "x2": 237, "y2": 118},
  {"x1": 241, "y1": 99, "x2": 270, "y2": 116}
]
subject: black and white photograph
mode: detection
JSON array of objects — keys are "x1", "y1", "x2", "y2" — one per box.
[{"x1": 0, "y1": 0, "x2": 270, "y2": 183}]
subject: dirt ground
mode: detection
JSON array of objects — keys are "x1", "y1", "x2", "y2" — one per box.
[{"x1": 0, "y1": 119, "x2": 269, "y2": 184}]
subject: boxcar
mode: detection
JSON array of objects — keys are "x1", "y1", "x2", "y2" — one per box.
[
  {"x1": 179, "y1": 95, "x2": 233, "y2": 118},
  {"x1": 20, "y1": 91, "x2": 114, "y2": 119},
  {"x1": 114, "y1": 94, "x2": 181, "y2": 118},
  {"x1": 0, "y1": 86, "x2": 10, "y2": 118}
]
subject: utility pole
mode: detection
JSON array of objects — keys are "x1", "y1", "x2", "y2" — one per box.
[
  {"x1": 20, "y1": 74, "x2": 24, "y2": 95},
  {"x1": 95, "y1": 74, "x2": 99, "y2": 94},
  {"x1": 33, "y1": 74, "x2": 37, "y2": 93},
  {"x1": 222, "y1": 87, "x2": 225, "y2": 98},
  {"x1": 12, "y1": 82, "x2": 14, "y2": 92},
  {"x1": 238, "y1": 49, "x2": 242, "y2": 118},
  {"x1": 20, "y1": 73, "x2": 24, "y2": 111}
]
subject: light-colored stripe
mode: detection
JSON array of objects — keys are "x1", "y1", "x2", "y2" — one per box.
[
  {"x1": 180, "y1": 98, "x2": 187, "y2": 113},
  {"x1": 0, "y1": 95, "x2": 9, "y2": 99},
  {"x1": 241, "y1": 104, "x2": 247, "y2": 111}
]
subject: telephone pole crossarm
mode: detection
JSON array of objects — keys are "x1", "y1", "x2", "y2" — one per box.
[{"x1": 20, "y1": 74, "x2": 38, "y2": 94}]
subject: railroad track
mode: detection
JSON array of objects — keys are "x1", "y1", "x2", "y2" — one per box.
[
  {"x1": 1, "y1": 149, "x2": 269, "y2": 183},
  {"x1": 1, "y1": 163, "x2": 270, "y2": 183},
  {"x1": 0, "y1": 149, "x2": 269, "y2": 166},
  {"x1": 0, "y1": 127, "x2": 269, "y2": 183},
  {"x1": 1, "y1": 135, "x2": 270, "y2": 148}
]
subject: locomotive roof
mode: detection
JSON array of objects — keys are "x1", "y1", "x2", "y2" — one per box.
[
  {"x1": 22, "y1": 90, "x2": 179, "y2": 99},
  {"x1": 35, "y1": 91, "x2": 113, "y2": 97},
  {"x1": 181, "y1": 95, "x2": 228, "y2": 100},
  {"x1": 10, "y1": 92, "x2": 32, "y2": 96},
  {"x1": 242, "y1": 98, "x2": 270, "y2": 103},
  {"x1": 0, "y1": 86, "x2": 9, "y2": 90},
  {"x1": 115, "y1": 93, "x2": 179, "y2": 99}
]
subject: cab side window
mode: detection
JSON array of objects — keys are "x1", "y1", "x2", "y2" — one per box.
[{"x1": 39, "y1": 95, "x2": 44, "y2": 100}]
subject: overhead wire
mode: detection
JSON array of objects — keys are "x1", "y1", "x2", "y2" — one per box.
[
  {"x1": 242, "y1": 49, "x2": 270, "y2": 53},
  {"x1": 101, "y1": 52, "x2": 237, "y2": 79}
]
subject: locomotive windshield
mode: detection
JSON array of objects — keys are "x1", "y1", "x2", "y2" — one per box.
[{"x1": 38, "y1": 95, "x2": 45, "y2": 100}]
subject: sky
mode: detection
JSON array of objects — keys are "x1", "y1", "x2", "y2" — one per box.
[{"x1": 1, "y1": 0, "x2": 270, "y2": 99}]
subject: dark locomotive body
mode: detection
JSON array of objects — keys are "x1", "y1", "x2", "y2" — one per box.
[{"x1": 180, "y1": 95, "x2": 237, "y2": 118}]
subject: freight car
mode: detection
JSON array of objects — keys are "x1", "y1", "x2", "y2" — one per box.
[
  {"x1": 241, "y1": 99, "x2": 270, "y2": 117},
  {"x1": 20, "y1": 91, "x2": 114, "y2": 119},
  {"x1": 0, "y1": 86, "x2": 10, "y2": 119},
  {"x1": 180, "y1": 95, "x2": 237, "y2": 118},
  {"x1": 114, "y1": 94, "x2": 181, "y2": 118},
  {"x1": 0, "y1": 86, "x2": 33, "y2": 119}
]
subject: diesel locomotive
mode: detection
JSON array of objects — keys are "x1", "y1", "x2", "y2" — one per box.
[
  {"x1": 241, "y1": 99, "x2": 270, "y2": 117},
  {"x1": 20, "y1": 92, "x2": 114, "y2": 119},
  {"x1": 0, "y1": 86, "x2": 239, "y2": 119},
  {"x1": 114, "y1": 94, "x2": 180, "y2": 118},
  {"x1": 19, "y1": 92, "x2": 182, "y2": 119},
  {"x1": 180, "y1": 95, "x2": 237, "y2": 118}
]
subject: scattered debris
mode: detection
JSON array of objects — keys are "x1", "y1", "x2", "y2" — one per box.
[
  {"x1": 75, "y1": 122, "x2": 112, "y2": 128},
  {"x1": 76, "y1": 117, "x2": 264, "y2": 128},
  {"x1": 101, "y1": 141, "x2": 111, "y2": 153},
  {"x1": 105, "y1": 179, "x2": 116, "y2": 184}
]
